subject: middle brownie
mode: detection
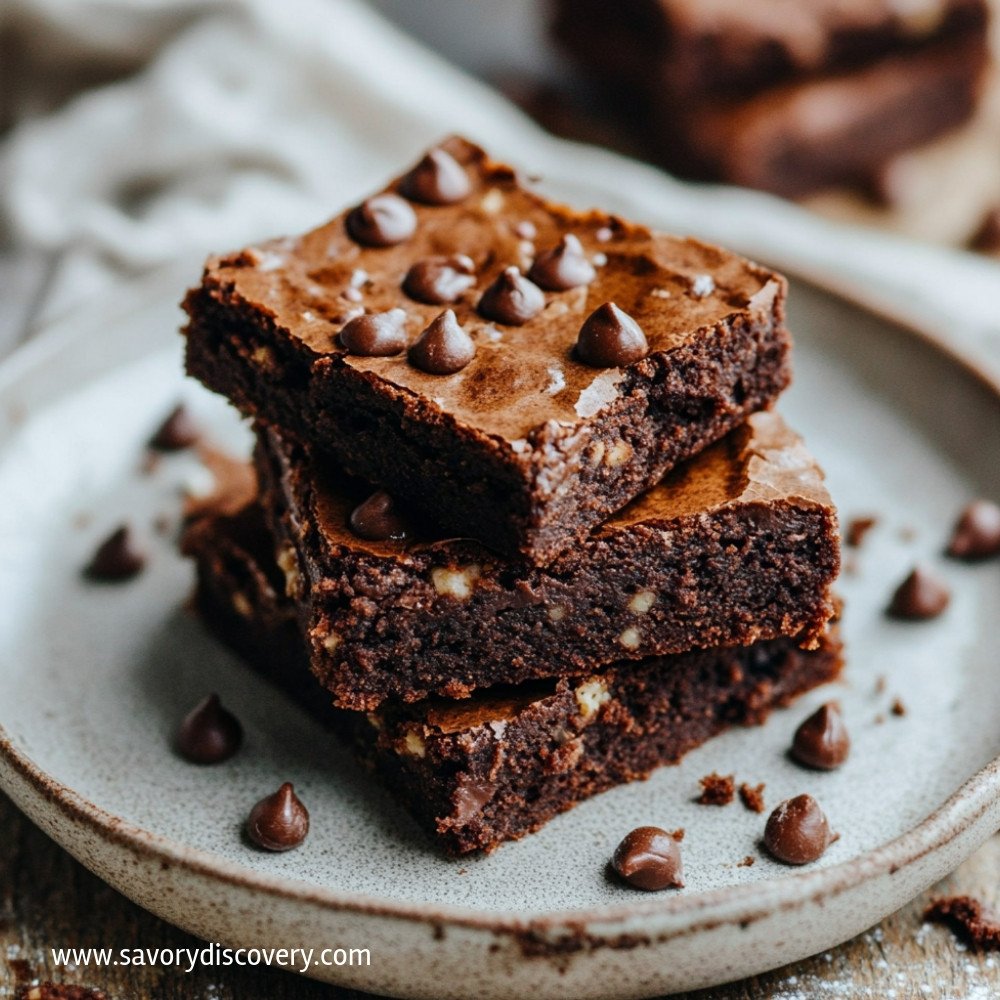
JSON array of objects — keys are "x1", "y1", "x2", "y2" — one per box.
[{"x1": 254, "y1": 410, "x2": 839, "y2": 710}]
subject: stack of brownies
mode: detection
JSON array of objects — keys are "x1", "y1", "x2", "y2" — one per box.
[
  {"x1": 552, "y1": 0, "x2": 991, "y2": 198},
  {"x1": 180, "y1": 136, "x2": 842, "y2": 855}
]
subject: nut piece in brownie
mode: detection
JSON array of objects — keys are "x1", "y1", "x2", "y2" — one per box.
[
  {"x1": 184, "y1": 497, "x2": 844, "y2": 855},
  {"x1": 253, "y1": 410, "x2": 839, "y2": 710},
  {"x1": 184, "y1": 136, "x2": 791, "y2": 565}
]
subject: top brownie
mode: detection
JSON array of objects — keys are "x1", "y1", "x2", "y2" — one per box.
[
  {"x1": 184, "y1": 136, "x2": 790, "y2": 565},
  {"x1": 552, "y1": 0, "x2": 988, "y2": 103}
]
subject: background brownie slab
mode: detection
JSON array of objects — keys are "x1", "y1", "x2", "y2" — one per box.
[
  {"x1": 656, "y1": 33, "x2": 989, "y2": 198},
  {"x1": 185, "y1": 500, "x2": 844, "y2": 856},
  {"x1": 551, "y1": 0, "x2": 988, "y2": 105},
  {"x1": 184, "y1": 136, "x2": 791, "y2": 565},
  {"x1": 253, "y1": 411, "x2": 839, "y2": 710}
]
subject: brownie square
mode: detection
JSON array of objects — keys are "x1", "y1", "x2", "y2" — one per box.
[
  {"x1": 184, "y1": 136, "x2": 791, "y2": 565},
  {"x1": 185, "y1": 499, "x2": 844, "y2": 855},
  {"x1": 552, "y1": 0, "x2": 988, "y2": 104},
  {"x1": 245, "y1": 410, "x2": 839, "y2": 710}
]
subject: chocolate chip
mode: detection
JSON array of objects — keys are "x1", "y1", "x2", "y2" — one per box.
[
  {"x1": 246, "y1": 782, "x2": 309, "y2": 851},
  {"x1": 176, "y1": 693, "x2": 243, "y2": 764},
  {"x1": 408, "y1": 310, "x2": 475, "y2": 375},
  {"x1": 763, "y1": 794, "x2": 834, "y2": 865},
  {"x1": 477, "y1": 266, "x2": 544, "y2": 325},
  {"x1": 791, "y1": 703, "x2": 850, "y2": 770},
  {"x1": 349, "y1": 490, "x2": 407, "y2": 541},
  {"x1": 576, "y1": 302, "x2": 648, "y2": 368},
  {"x1": 403, "y1": 255, "x2": 476, "y2": 305},
  {"x1": 528, "y1": 234, "x2": 596, "y2": 291},
  {"x1": 346, "y1": 194, "x2": 417, "y2": 247},
  {"x1": 339, "y1": 309, "x2": 408, "y2": 356},
  {"x1": 400, "y1": 148, "x2": 471, "y2": 205},
  {"x1": 947, "y1": 500, "x2": 1000, "y2": 560},
  {"x1": 84, "y1": 526, "x2": 146, "y2": 581},
  {"x1": 968, "y1": 207, "x2": 1000, "y2": 255},
  {"x1": 611, "y1": 826, "x2": 684, "y2": 891},
  {"x1": 887, "y1": 565, "x2": 950, "y2": 619},
  {"x1": 149, "y1": 404, "x2": 198, "y2": 451}
]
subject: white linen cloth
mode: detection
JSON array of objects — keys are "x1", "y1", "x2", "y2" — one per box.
[{"x1": 2, "y1": 0, "x2": 998, "y2": 382}]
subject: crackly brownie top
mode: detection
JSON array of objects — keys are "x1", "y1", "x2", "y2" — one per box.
[
  {"x1": 661, "y1": 0, "x2": 975, "y2": 63},
  {"x1": 273, "y1": 410, "x2": 833, "y2": 561},
  {"x1": 200, "y1": 136, "x2": 783, "y2": 444}
]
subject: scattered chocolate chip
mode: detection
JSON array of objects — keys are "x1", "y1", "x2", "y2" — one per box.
[
  {"x1": 339, "y1": 309, "x2": 408, "y2": 357},
  {"x1": 890, "y1": 697, "x2": 907, "y2": 717},
  {"x1": 349, "y1": 490, "x2": 407, "y2": 541},
  {"x1": 408, "y1": 310, "x2": 476, "y2": 375},
  {"x1": 791, "y1": 703, "x2": 850, "y2": 771},
  {"x1": 478, "y1": 266, "x2": 545, "y2": 325},
  {"x1": 763, "y1": 794, "x2": 835, "y2": 865},
  {"x1": 403, "y1": 255, "x2": 476, "y2": 304},
  {"x1": 947, "y1": 500, "x2": 1000, "y2": 560},
  {"x1": 176, "y1": 693, "x2": 243, "y2": 764},
  {"x1": 845, "y1": 516, "x2": 877, "y2": 548},
  {"x1": 611, "y1": 826, "x2": 684, "y2": 891},
  {"x1": 346, "y1": 194, "x2": 417, "y2": 247},
  {"x1": 968, "y1": 207, "x2": 1000, "y2": 256},
  {"x1": 149, "y1": 404, "x2": 199, "y2": 451},
  {"x1": 84, "y1": 526, "x2": 146, "y2": 581},
  {"x1": 696, "y1": 772, "x2": 735, "y2": 805},
  {"x1": 246, "y1": 782, "x2": 309, "y2": 851},
  {"x1": 738, "y1": 782, "x2": 766, "y2": 813},
  {"x1": 924, "y1": 896, "x2": 1000, "y2": 951},
  {"x1": 887, "y1": 565, "x2": 950, "y2": 620},
  {"x1": 737, "y1": 855, "x2": 756, "y2": 867},
  {"x1": 400, "y1": 148, "x2": 471, "y2": 205},
  {"x1": 528, "y1": 234, "x2": 596, "y2": 291},
  {"x1": 575, "y1": 302, "x2": 648, "y2": 368}
]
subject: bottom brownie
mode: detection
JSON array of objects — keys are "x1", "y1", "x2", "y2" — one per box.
[{"x1": 185, "y1": 500, "x2": 844, "y2": 856}]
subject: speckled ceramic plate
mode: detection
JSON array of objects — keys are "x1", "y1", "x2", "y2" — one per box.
[{"x1": 0, "y1": 258, "x2": 998, "y2": 999}]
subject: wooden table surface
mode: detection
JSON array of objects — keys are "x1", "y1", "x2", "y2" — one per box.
[{"x1": 0, "y1": 246, "x2": 997, "y2": 1000}]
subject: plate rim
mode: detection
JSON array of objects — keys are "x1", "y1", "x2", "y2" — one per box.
[{"x1": 1, "y1": 262, "x2": 998, "y2": 940}]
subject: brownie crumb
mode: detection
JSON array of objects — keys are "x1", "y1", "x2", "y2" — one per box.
[
  {"x1": 15, "y1": 985, "x2": 108, "y2": 1000},
  {"x1": 890, "y1": 697, "x2": 907, "y2": 717},
  {"x1": 845, "y1": 516, "x2": 878, "y2": 547},
  {"x1": 874, "y1": 714, "x2": 886, "y2": 725},
  {"x1": 875, "y1": 675, "x2": 887, "y2": 695},
  {"x1": 668, "y1": 828, "x2": 685, "y2": 842},
  {"x1": 697, "y1": 772, "x2": 735, "y2": 806},
  {"x1": 739, "y1": 782, "x2": 766, "y2": 813},
  {"x1": 924, "y1": 896, "x2": 1000, "y2": 951},
  {"x1": 737, "y1": 855, "x2": 756, "y2": 867}
]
